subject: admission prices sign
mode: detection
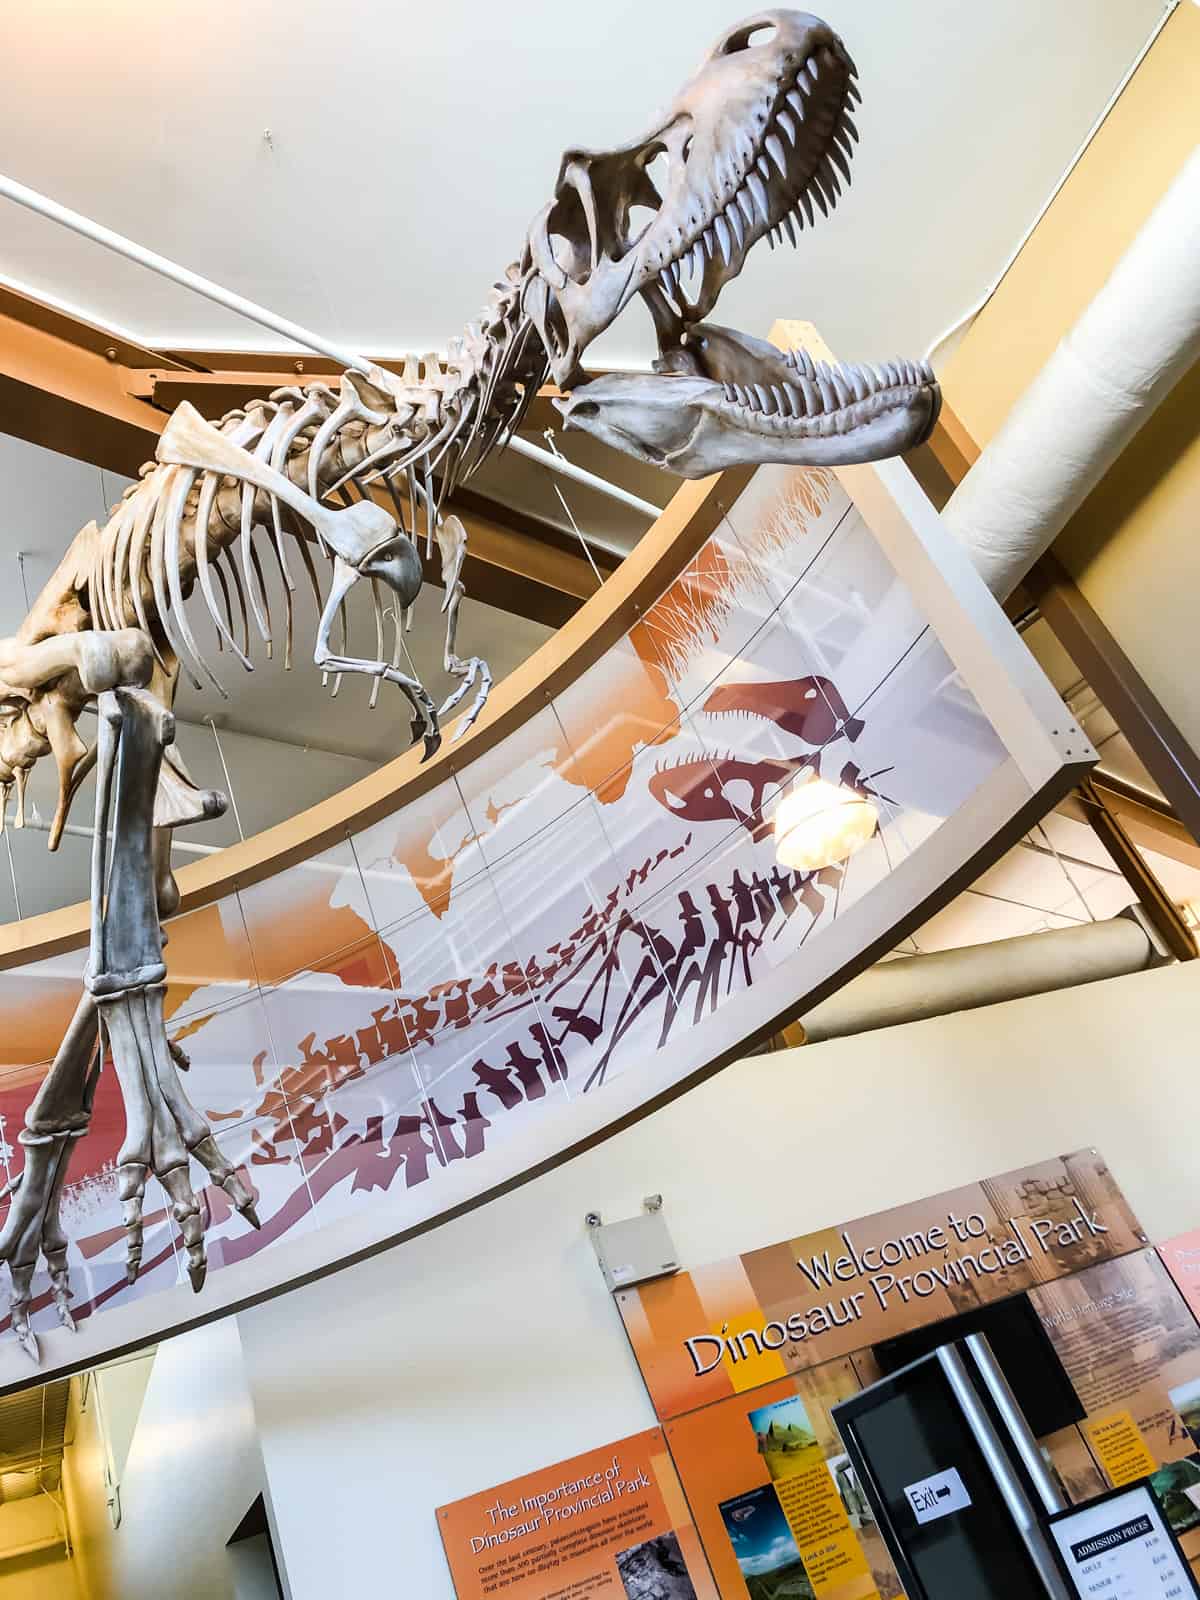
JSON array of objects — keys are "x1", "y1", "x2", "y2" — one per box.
[{"x1": 617, "y1": 1151, "x2": 1147, "y2": 1420}]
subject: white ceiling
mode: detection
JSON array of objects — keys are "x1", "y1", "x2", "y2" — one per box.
[{"x1": 0, "y1": 0, "x2": 1163, "y2": 370}]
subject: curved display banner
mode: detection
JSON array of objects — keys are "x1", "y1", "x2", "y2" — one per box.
[{"x1": 0, "y1": 455, "x2": 1093, "y2": 1390}]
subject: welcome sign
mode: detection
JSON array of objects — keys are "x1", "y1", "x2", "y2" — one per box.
[{"x1": 618, "y1": 1152, "x2": 1146, "y2": 1420}]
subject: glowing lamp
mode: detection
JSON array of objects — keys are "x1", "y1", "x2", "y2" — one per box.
[{"x1": 773, "y1": 778, "x2": 878, "y2": 872}]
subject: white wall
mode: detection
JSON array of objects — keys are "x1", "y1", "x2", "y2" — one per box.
[
  {"x1": 0, "y1": 1496, "x2": 76, "y2": 1600},
  {"x1": 236, "y1": 959, "x2": 1200, "y2": 1598},
  {"x1": 62, "y1": 1322, "x2": 271, "y2": 1600}
]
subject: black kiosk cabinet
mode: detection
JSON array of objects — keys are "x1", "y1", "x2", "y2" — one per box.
[{"x1": 833, "y1": 1332, "x2": 1074, "y2": 1600}]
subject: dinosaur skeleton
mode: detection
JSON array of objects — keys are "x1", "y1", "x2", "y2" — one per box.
[{"x1": 0, "y1": 10, "x2": 940, "y2": 1360}]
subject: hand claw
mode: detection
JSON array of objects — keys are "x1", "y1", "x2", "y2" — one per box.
[
  {"x1": 439, "y1": 658, "x2": 491, "y2": 733},
  {"x1": 10, "y1": 1265, "x2": 39, "y2": 1363},
  {"x1": 47, "y1": 1248, "x2": 77, "y2": 1333}
]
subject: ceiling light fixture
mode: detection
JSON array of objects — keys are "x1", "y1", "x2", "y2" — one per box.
[{"x1": 774, "y1": 776, "x2": 879, "y2": 872}]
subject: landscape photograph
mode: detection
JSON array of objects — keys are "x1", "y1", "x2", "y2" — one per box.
[{"x1": 718, "y1": 1485, "x2": 815, "y2": 1600}]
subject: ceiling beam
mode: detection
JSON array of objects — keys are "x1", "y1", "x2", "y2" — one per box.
[{"x1": 0, "y1": 282, "x2": 605, "y2": 625}]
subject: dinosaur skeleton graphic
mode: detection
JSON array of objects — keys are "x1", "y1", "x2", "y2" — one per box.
[{"x1": 0, "y1": 10, "x2": 940, "y2": 1359}]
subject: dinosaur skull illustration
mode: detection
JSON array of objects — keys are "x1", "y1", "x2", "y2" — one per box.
[{"x1": 524, "y1": 10, "x2": 940, "y2": 475}]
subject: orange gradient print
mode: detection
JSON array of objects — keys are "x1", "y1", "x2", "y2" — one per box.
[{"x1": 436, "y1": 1428, "x2": 716, "y2": 1600}]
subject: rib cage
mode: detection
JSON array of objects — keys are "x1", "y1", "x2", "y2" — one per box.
[{"x1": 83, "y1": 266, "x2": 546, "y2": 703}]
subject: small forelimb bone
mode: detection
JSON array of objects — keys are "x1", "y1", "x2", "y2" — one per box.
[
  {"x1": 315, "y1": 557, "x2": 440, "y2": 758},
  {"x1": 434, "y1": 515, "x2": 492, "y2": 738}
]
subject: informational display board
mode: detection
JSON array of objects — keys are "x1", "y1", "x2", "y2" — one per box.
[
  {"x1": 1161, "y1": 1231, "x2": 1200, "y2": 1324},
  {"x1": 618, "y1": 1152, "x2": 1146, "y2": 1421},
  {"x1": 436, "y1": 1429, "x2": 716, "y2": 1600},
  {"x1": 1032, "y1": 1250, "x2": 1200, "y2": 1480},
  {"x1": 1049, "y1": 1482, "x2": 1200, "y2": 1599},
  {"x1": 663, "y1": 1364, "x2": 905, "y2": 1599}
]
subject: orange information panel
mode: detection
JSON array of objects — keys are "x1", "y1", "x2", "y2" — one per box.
[
  {"x1": 664, "y1": 1365, "x2": 906, "y2": 1599},
  {"x1": 437, "y1": 1428, "x2": 717, "y2": 1600}
]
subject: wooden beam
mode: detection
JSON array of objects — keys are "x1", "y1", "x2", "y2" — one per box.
[
  {"x1": 0, "y1": 302, "x2": 163, "y2": 476},
  {"x1": 1026, "y1": 552, "x2": 1200, "y2": 848}
]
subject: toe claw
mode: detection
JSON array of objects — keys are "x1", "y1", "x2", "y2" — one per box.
[
  {"x1": 242, "y1": 1202, "x2": 262, "y2": 1231},
  {"x1": 187, "y1": 1259, "x2": 207, "y2": 1294},
  {"x1": 16, "y1": 1327, "x2": 40, "y2": 1365}
]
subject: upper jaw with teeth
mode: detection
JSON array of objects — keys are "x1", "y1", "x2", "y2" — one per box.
[
  {"x1": 526, "y1": 13, "x2": 863, "y2": 386},
  {"x1": 648, "y1": 30, "x2": 861, "y2": 328}
]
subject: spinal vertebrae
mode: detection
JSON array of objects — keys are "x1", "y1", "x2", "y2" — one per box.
[{"x1": 0, "y1": 12, "x2": 940, "y2": 1363}]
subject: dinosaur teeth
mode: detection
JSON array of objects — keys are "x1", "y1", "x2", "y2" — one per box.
[
  {"x1": 713, "y1": 213, "x2": 733, "y2": 265},
  {"x1": 753, "y1": 384, "x2": 774, "y2": 413},
  {"x1": 796, "y1": 188, "x2": 815, "y2": 228},
  {"x1": 736, "y1": 188, "x2": 757, "y2": 230},
  {"x1": 726, "y1": 202, "x2": 745, "y2": 250},
  {"x1": 782, "y1": 383, "x2": 803, "y2": 419},
  {"x1": 786, "y1": 88, "x2": 806, "y2": 121},
  {"x1": 776, "y1": 106, "x2": 798, "y2": 146},
  {"x1": 828, "y1": 142, "x2": 852, "y2": 186},
  {"x1": 831, "y1": 370, "x2": 853, "y2": 407},
  {"x1": 746, "y1": 171, "x2": 771, "y2": 223},
  {"x1": 764, "y1": 133, "x2": 788, "y2": 180},
  {"x1": 840, "y1": 113, "x2": 859, "y2": 145},
  {"x1": 779, "y1": 211, "x2": 797, "y2": 248}
]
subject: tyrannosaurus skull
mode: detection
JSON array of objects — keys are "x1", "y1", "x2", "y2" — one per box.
[{"x1": 523, "y1": 10, "x2": 940, "y2": 477}]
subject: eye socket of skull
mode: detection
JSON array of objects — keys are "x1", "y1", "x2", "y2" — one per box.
[{"x1": 715, "y1": 15, "x2": 781, "y2": 55}]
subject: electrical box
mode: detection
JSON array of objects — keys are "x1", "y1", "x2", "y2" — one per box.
[{"x1": 589, "y1": 1206, "x2": 679, "y2": 1292}]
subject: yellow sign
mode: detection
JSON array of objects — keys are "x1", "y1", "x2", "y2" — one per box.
[
  {"x1": 1085, "y1": 1410, "x2": 1158, "y2": 1487},
  {"x1": 776, "y1": 1463, "x2": 879, "y2": 1600}
]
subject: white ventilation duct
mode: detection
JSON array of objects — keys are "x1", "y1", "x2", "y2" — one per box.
[
  {"x1": 942, "y1": 146, "x2": 1200, "y2": 598},
  {"x1": 797, "y1": 913, "x2": 1162, "y2": 1044}
]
